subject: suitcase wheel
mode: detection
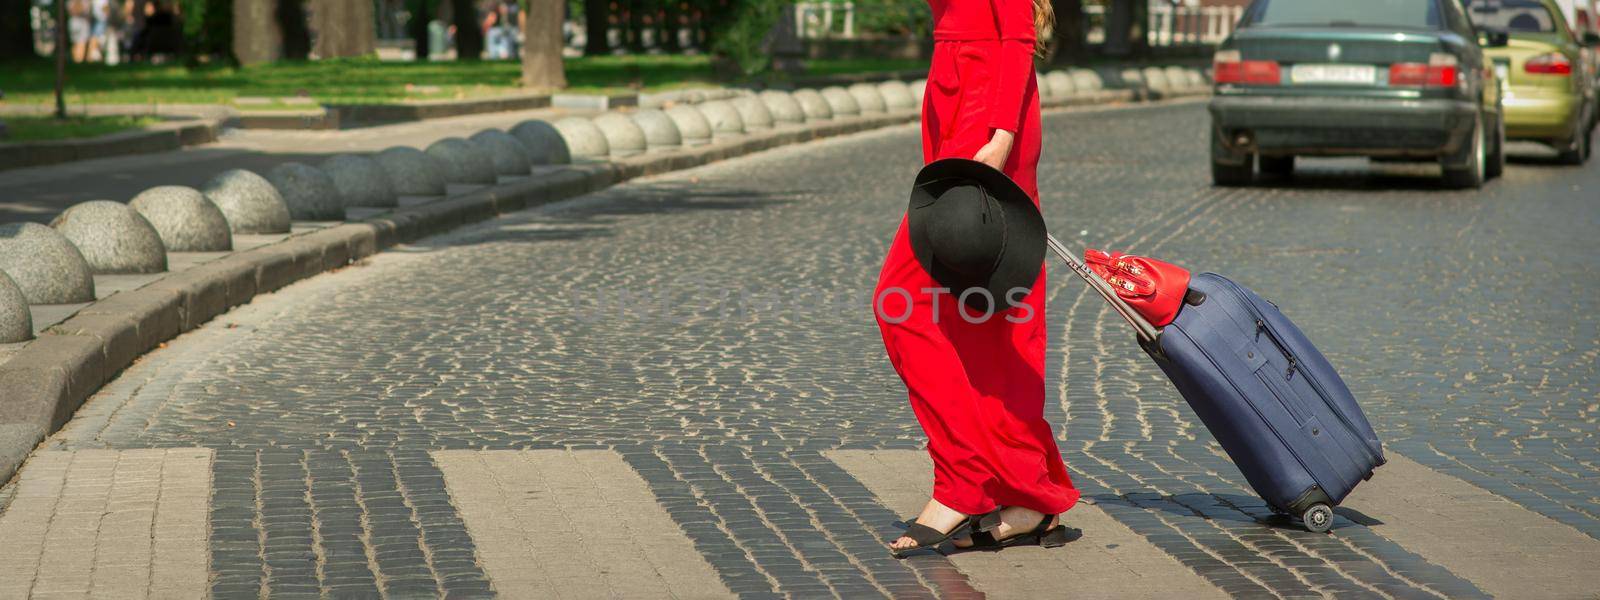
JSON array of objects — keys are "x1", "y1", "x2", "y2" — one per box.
[{"x1": 1302, "y1": 504, "x2": 1334, "y2": 533}]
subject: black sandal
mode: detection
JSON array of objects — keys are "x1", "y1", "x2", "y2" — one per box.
[
  {"x1": 960, "y1": 515, "x2": 1081, "y2": 551},
  {"x1": 890, "y1": 510, "x2": 1002, "y2": 558}
]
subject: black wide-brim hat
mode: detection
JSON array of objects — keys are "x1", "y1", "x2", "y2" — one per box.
[{"x1": 907, "y1": 158, "x2": 1047, "y2": 312}]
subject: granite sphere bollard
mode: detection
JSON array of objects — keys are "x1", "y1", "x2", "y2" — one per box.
[
  {"x1": 267, "y1": 162, "x2": 346, "y2": 220},
  {"x1": 730, "y1": 96, "x2": 775, "y2": 131},
  {"x1": 375, "y1": 147, "x2": 449, "y2": 197},
  {"x1": 469, "y1": 129, "x2": 535, "y2": 176},
  {"x1": 877, "y1": 80, "x2": 916, "y2": 111},
  {"x1": 696, "y1": 100, "x2": 746, "y2": 138},
  {"x1": 910, "y1": 79, "x2": 928, "y2": 106},
  {"x1": 591, "y1": 113, "x2": 648, "y2": 158},
  {"x1": 758, "y1": 91, "x2": 805, "y2": 124},
  {"x1": 629, "y1": 109, "x2": 683, "y2": 150},
  {"x1": 1046, "y1": 71, "x2": 1075, "y2": 97},
  {"x1": 553, "y1": 117, "x2": 611, "y2": 160},
  {"x1": 201, "y1": 169, "x2": 292, "y2": 234},
  {"x1": 1164, "y1": 66, "x2": 1191, "y2": 90},
  {"x1": 129, "y1": 186, "x2": 233, "y2": 252},
  {"x1": 792, "y1": 89, "x2": 835, "y2": 120},
  {"x1": 0, "y1": 222, "x2": 96, "y2": 304},
  {"x1": 1071, "y1": 69, "x2": 1105, "y2": 93},
  {"x1": 1142, "y1": 66, "x2": 1171, "y2": 91},
  {"x1": 663, "y1": 105, "x2": 713, "y2": 146},
  {"x1": 426, "y1": 137, "x2": 498, "y2": 184},
  {"x1": 820, "y1": 87, "x2": 861, "y2": 116},
  {"x1": 0, "y1": 270, "x2": 31, "y2": 343},
  {"x1": 847, "y1": 83, "x2": 888, "y2": 113},
  {"x1": 49, "y1": 200, "x2": 168, "y2": 274},
  {"x1": 1185, "y1": 67, "x2": 1208, "y2": 88},
  {"x1": 319, "y1": 155, "x2": 397, "y2": 209},
  {"x1": 509, "y1": 120, "x2": 572, "y2": 165}
]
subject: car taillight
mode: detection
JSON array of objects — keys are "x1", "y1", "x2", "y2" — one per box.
[
  {"x1": 1525, "y1": 53, "x2": 1572, "y2": 75},
  {"x1": 1389, "y1": 53, "x2": 1458, "y2": 87},
  {"x1": 1214, "y1": 50, "x2": 1282, "y2": 85}
]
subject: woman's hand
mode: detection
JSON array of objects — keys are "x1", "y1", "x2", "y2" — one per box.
[{"x1": 973, "y1": 129, "x2": 1016, "y2": 170}]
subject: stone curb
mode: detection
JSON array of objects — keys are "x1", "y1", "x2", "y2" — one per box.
[
  {"x1": 233, "y1": 92, "x2": 559, "y2": 131},
  {"x1": 0, "y1": 79, "x2": 1208, "y2": 484},
  {"x1": 0, "y1": 119, "x2": 223, "y2": 173}
]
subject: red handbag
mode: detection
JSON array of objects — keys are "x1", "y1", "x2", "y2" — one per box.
[{"x1": 1083, "y1": 249, "x2": 1191, "y2": 327}]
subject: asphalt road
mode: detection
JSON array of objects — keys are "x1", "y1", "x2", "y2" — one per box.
[{"x1": 17, "y1": 99, "x2": 1600, "y2": 598}]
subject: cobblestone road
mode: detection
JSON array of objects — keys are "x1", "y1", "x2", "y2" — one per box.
[{"x1": 5, "y1": 100, "x2": 1598, "y2": 598}]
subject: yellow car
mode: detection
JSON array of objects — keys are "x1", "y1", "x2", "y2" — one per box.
[{"x1": 1469, "y1": 0, "x2": 1599, "y2": 163}]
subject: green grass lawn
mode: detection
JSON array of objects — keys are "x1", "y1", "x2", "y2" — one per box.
[
  {"x1": 0, "y1": 55, "x2": 928, "y2": 109},
  {"x1": 1, "y1": 115, "x2": 161, "y2": 142}
]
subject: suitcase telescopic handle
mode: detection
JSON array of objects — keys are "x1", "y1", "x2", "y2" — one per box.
[{"x1": 1045, "y1": 233, "x2": 1161, "y2": 344}]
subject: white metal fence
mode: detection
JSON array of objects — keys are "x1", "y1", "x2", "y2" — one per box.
[{"x1": 794, "y1": 1, "x2": 1243, "y2": 46}]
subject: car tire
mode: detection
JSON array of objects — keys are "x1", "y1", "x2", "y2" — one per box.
[
  {"x1": 1260, "y1": 155, "x2": 1295, "y2": 177},
  {"x1": 1442, "y1": 112, "x2": 1485, "y2": 189},
  {"x1": 1211, "y1": 128, "x2": 1253, "y2": 187},
  {"x1": 1556, "y1": 125, "x2": 1591, "y2": 165},
  {"x1": 1485, "y1": 111, "x2": 1505, "y2": 180}
]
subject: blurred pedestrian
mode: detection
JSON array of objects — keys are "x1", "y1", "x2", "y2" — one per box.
[
  {"x1": 877, "y1": 0, "x2": 1077, "y2": 557},
  {"x1": 484, "y1": 0, "x2": 521, "y2": 59},
  {"x1": 68, "y1": 0, "x2": 92, "y2": 62},
  {"x1": 130, "y1": 0, "x2": 181, "y2": 63}
]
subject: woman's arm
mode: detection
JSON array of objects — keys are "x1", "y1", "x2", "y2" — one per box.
[
  {"x1": 973, "y1": 0, "x2": 1036, "y2": 169},
  {"x1": 987, "y1": 0, "x2": 1037, "y2": 136}
]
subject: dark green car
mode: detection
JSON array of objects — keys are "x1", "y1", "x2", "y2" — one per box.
[{"x1": 1210, "y1": 0, "x2": 1507, "y2": 188}]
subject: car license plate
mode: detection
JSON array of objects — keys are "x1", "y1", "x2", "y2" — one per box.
[{"x1": 1291, "y1": 63, "x2": 1377, "y2": 85}]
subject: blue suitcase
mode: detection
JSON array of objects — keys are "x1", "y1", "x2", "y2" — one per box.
[{"x1": 1047, "y1": 236, "x2": 1385, "y2": 532}]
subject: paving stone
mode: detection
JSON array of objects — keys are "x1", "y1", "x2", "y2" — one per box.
[{"x1": 18, "y1": 100, "x2": 1600, "y2": 598}]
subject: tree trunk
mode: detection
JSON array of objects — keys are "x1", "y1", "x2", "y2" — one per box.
[
  {"x1": 278, "y1": 0, "x2": 311, "y2": 60},
  {"x1": 1049, "y1": 0, "x2": 1083, "y2": 64},
  {"x1": 451, "y1": 0, "x2": 482, "y2": 60},
  {"x1": 312, "y1": 0, "x2": 376, "y2": 58},
  {"x1": 1105, "y1": 0, "x2": 1148, "y2": 57},
  {"x1": 522, "y1": 0, "x2": 566, "y2": 91},
  {"x1": 660, "y1": 0, "x2": 680, "y2": 52},
  {"x1": 411, "y1": 0, "x2": 431, "y2": 61},
  {"x1": 0, "y1": 0, "x2": 35, "y2": 58},
  {"x1": 583, "y1": 0, "x2": 609, "y2": 55},
  {"x1": 234, "y1": 0, "x2": 283, "y2": 65}
]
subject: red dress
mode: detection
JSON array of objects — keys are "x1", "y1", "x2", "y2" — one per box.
[{"x1": 873, "y1": 0, "x2": 1079, "y2": 516}]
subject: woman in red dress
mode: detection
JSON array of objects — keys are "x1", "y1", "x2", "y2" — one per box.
[{"x1": 878, "y1": 0, "x2": 1080, "y2": 554}]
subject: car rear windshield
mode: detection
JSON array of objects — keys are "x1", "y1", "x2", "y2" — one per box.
[
  {"x1": 1463, "y1": 0, "x2": 1560, "y2": 33},
  {"x1": 1243, "y1": 0, "x2": 1444, "y2": 30}
]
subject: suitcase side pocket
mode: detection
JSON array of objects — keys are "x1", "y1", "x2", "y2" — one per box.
[{"x1": 1255, "y1": 368, "x2": 1311, "y2": 425}]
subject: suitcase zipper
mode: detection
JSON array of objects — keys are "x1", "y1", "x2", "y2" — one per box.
[{"x1": 1216, "y1": 278, "x2": 1382, "y2": 463}]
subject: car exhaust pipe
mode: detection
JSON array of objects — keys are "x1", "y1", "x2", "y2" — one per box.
[{"x1": 1234, "y1": 130, "x2": 1255, "y2": 148}]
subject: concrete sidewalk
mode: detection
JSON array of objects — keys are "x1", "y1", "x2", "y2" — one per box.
[{"x1": 0, "y1": 104, "x2": 592, "y2": 225}]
